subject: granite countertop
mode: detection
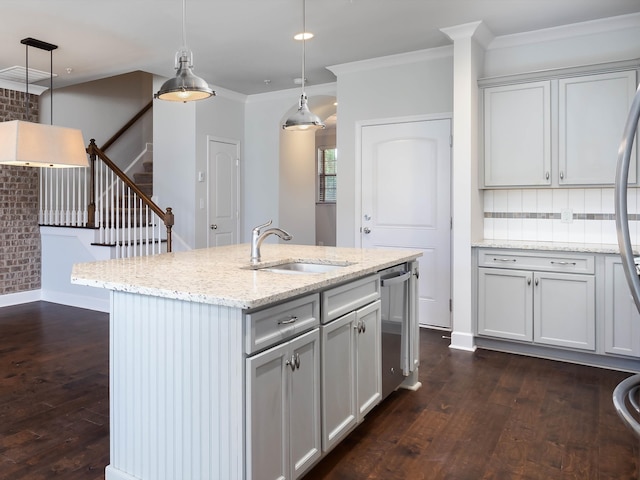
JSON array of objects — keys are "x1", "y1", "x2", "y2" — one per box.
[
  {"x1": 71, "y1": 243, "x2": 422, "y2": 309},
  {"x1": 472, "y1": 239, "x2": 634, "y2": 254}
]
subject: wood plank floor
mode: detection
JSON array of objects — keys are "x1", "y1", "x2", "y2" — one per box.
[{"x1": 0, "y1": 302, "x2": 638, "y2": 479}]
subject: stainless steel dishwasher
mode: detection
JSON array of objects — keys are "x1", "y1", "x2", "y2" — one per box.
[{"x1": 379, "y1": 262, "x2": 418, "y2": 399}]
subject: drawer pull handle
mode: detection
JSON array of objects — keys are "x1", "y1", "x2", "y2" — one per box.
[
  {"x1": 550, "y1": 261, "x2": 577, "y2": 266},
  {"x1": 278, "y1": 316, "x2": 298, "y2": 325},
  {"x1": 527, "y1": 278, "x2": 531, "y2": 285},
  {"x1": 294, "y1": 353, "x2": 301, "y2": 369},
  {"x1": 535, "y1": 278, "x2": 539, "y2": 286},
  {"x1": 493, "y1": 258, "x2": 516, "y2": 262}
]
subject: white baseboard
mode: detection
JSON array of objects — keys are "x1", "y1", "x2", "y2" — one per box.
[
  {"x1": 40, "y1": 290, "x2": 109, "y2": 313},
  {"x1": 449, "y1": 331, "x2": 477, "y2": 352},
  {"x1": 105, "y1": 465, "x2": 139, "y2": 480},
  {"x1": 0, "y1": 290, "x2": 42, "y2": 307}
]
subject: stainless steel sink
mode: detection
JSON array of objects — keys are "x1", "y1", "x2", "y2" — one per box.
[{"x1": 255, "y1": 261, "x2": 351, "y2": 274}]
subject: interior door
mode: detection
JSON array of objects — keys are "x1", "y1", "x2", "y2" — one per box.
[
  {"x1": 207, "y1": 138, "x2": 239, "y2": 246},
  {"x1": 361, "y1": 119, "x2": 451, "y2": 328}
]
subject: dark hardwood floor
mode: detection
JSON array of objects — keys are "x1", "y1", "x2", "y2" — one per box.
[{"x1": 0, "y1": 302, "x2": 638, "y2": 479}]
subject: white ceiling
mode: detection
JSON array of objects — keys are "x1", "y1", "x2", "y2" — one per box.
[{"x1": 2, "y1": 0, "x2": 639, "y2": 96}]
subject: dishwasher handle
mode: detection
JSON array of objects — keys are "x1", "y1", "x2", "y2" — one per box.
[{"x1": 380, "y1": 270, "x2": 411, "y2": 287}]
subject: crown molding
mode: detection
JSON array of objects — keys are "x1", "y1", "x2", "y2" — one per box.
[
  {"x1": 327, "y1": 45, "x2": 453, "y2": 77},
  {"x1": 489, "y1": 12, "x2": 640, "y2": 50}
]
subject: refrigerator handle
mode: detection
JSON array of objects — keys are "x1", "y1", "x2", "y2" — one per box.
[{"x1": 615, "y1": 81, "x2": 640, "y2": 314}]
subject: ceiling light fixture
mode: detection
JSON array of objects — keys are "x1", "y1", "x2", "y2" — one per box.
[
  {"x1": 155, "y1": 0, "x2": 215, "y2": 103},
  {"x1": 282, "y1": 0, "x2": 325, "y2": 131},
  {"x1": 0, "y1": 37, "x2": 88, "y2": 168}
]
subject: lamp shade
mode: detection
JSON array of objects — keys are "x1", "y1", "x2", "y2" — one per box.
[
  {"x1": 283, "y1": 94, "x2": 326, "y2": 131},
  {"x1": 155, "y1": 55, "x2": 215, "y2": 103},
  {"x1": 0, "y1": 120, "x2": 88, "y2": 168}
]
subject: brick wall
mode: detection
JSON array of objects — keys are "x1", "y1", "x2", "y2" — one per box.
[{"x1": 0, "y1": 88, "x2": 41, "y2": 293}]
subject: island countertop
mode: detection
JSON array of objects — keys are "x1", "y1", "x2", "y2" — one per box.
[{"x1": 71, "y1": 243, "x2": 422, "y2": 309}]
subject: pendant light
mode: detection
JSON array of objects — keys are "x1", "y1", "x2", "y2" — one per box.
[
  {"x1": 155, "y1": 0, "x2": 215, "y2": 103},
  {"x1": 282, "y1": 0, "x2": 325, "y2": 131},
  {"x1": 0, "y1": 37, "x2": 88, "y2": 168}
]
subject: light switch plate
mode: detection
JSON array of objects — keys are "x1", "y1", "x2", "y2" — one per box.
[{"x1": 561, "y1": 208, "x2": 573, "y2": 223}]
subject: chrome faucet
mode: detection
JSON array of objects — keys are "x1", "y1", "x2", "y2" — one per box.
[{"x1": 250, "y1": 220, "x2": 292, "y2": 264}]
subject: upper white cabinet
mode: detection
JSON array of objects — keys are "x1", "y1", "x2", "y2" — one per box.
[
  {"x1": 483, "y1": 81, "x2": 551, "y2": 187},
  {"x1": 481, "y1": 63, "x2": 639, "y2": 188},
  {"x1": 558, "y1": 70, "x2": 638, "y2": 185}
]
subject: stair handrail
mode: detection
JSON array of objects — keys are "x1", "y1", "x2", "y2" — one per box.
[
  {"x1": 101, "y1": 101, "x2": 153, "y2": 153},
  {"x1": 87, "y1": 139, "x2": 174, "y2": 252}
]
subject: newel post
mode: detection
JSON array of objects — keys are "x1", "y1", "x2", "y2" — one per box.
[
  {"x1": 164, "y1": 207, "x2": 174, "y2": 253},
  {"x1": 87, "y1": 139, "x2": 97, "y2": 228}
]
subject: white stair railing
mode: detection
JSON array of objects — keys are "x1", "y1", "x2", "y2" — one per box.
[{"x1": 39, "y1": 140, "x2": 174, "y2": 259}]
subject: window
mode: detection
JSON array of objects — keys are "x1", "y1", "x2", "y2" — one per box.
[{"x1": 317, "y1": 147, "x2": 337, "y2": 203}]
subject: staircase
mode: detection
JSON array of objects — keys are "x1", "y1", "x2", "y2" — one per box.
[
  {"x1": 132, "y1": 145, "x2": 153, "y2": 197},
  {"x1": 38, "y1": 101, "x2": 174, "y2": 259}
]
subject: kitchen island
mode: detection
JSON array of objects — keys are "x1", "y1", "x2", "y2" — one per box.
[{"x1": 72, "y1": 243, "x2": 422, "y2": 480}]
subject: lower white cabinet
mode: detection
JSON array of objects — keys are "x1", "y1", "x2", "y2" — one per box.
[
  {"x1": 477, "y1": 250, "x2": 595, "y2": 351},
  {"x1": 246, "y1": 328, "x2": 321, "y2": 480},
  {"x1": 604, "y1": 256, "x2": 640, "y2": 357},
  {"x1": 321, "y1": 299, "x2": 381, "y2": 452}
]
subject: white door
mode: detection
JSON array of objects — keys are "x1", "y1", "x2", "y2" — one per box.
[
  {"x1": 361, "y1": 119, "x2": 451, "y2": 328},
  {"x1": 207, "y1": 138, "x2": 239, "y2": 247}
]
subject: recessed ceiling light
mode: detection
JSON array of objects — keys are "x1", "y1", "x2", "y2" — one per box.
[{"x1": 294, "y1": 32, "x2": 314, "y2": 41}]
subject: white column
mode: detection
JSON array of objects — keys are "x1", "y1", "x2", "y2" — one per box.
[{"x1": 440, "y1": 21, "x2": 493, "y2": 351}]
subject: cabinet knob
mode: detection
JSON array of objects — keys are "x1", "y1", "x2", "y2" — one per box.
[
  {"x1": 210, "y1": 224, "x2": 218, "y2": 230},
  {"x1": 535, "y1": 278, "x2": 539, "y2": 286},
  {"x1": 545, "y1": 172, "x2": 550, "y2": 180},
  {"x1": 363, "y1": 227, "x2": 371, "y2": 234},
  {"x1": 560, "y1": 171, "x2": 564, "y2": 180},
  {"x1": 527, "y1": 278, "x2": 531, "y2": 285}
]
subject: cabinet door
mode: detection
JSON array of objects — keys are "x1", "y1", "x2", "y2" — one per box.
[
  {"x1": 321, "y1": 311, "x2": 357, "y2": 453},
  {"x1": 483, "y1": 81, "x2": 551, "y2": 187},
  {"x1": 533, "y1": 272, "x2": 595, "y2": 350},
  {"x1": 559, "y1": 70, "x2": 638, "y2": 185},
  {"x1": 288, "y1": 329, "x2": 322, "y2": 479},
  {"x1": 604, "y1": 257, "x2": 640, "y2": 357},
  {"x1": 246, "y1": 343, "x2": 288, "y2": 480},
  {"x1": 477, "y1": 267, "x2": 533, "y2": 341},
  {"x1": 355, "y1": 300, "x2": 382, "y2": 421}
]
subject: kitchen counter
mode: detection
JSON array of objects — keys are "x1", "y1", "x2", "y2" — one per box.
[
  {"x1": 72, "y1": 244, "x2": 421, "y2": 480},
  {"x1": 71, "y1": 243, "x2": 422, "y2": 309},
  {"x1": 472, "y1": 239, "x2": 635, "y2": 255}
]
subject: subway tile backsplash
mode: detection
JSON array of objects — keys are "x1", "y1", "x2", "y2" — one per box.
[{"x1": 483, "y1": 188, "x2": 639, "y2": 245}]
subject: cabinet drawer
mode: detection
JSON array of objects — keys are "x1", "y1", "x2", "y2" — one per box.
[
  {"x1": 478, "y1": 249, "x2": 594, "y2": 274},
  {"x1": 321, "y1": 275, "x2": 380, "y2": 324},
  {"x1": 245, "y1": 293, "x2": 319, "y2": 355}
]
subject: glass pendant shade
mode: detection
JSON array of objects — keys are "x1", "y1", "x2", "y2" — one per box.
[
  {"x1": 0, "y1": 120, "x2": 88, "y2": 168},
  {"x1": 155, "y1": 51, "x2": 215, "y2": 102},
  {"x1": 283, "y1": 94, "x2": 325, "y2": 131}
]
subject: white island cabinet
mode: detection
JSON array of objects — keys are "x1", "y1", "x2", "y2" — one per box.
[{"x1": 71, "y1": 243, "x2": 422, "y2": 480}]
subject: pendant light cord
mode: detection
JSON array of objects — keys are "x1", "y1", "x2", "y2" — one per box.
[
  {"x1": 301, "y1": 0, "x2": 306, "y2": 94},
  {"x1": 182, "y1": 0, "x2": 187, "y2": 50},
  {"x1": 25, "y1": 45, "x2": 29, "y2": 121}
]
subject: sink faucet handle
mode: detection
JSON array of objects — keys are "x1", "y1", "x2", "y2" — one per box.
[{"x1": 253, "y1": 220, "x2": 273, "y2": 234}]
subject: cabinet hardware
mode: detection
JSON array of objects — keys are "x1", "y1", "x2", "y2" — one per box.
[
  {"x1": 363, "y1": 227, "x2": 371, "y2": 234},
  {"x1": 535, "y1": 278, "x2": 539, "y2": 286},
  {"x1": 210, "y1": 224, "x2": 218, "y2": 230},
  {"x1": 278, "y1": 316, "x2": 298, "y2": 325},
  {"x1": 550, "y1": 261, "x2": 576, "y2": 266},
  {"x1": 546, "y1": 172, "x2": 550, "y2": 180},
  {"x1": 527, "y1": 278, "x2": 531, "y2": 285},
  {"x1": 285, "y1": 357, "x2": 296, "y2": 371},
  {"x1": 560, "y1": 171, "x2": 564, "y2": 180},
  {"x1": 493, "y1": 258, "x2": 516, "y2": 262},
  {"x1": 294, "y1": 353, "x2": 301, "y2": 369}
]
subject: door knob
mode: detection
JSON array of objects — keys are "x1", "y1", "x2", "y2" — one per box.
[
  {"x1": 363, "y1": 227, "x2": 371, "y2": 234},
  {"x1": 210, "y1": 224, "x2": 218, "y2": 230}
]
